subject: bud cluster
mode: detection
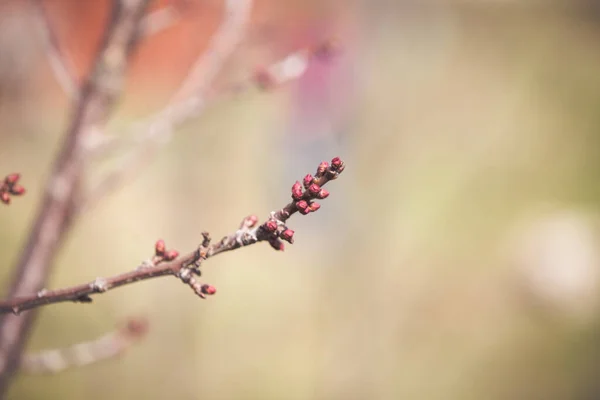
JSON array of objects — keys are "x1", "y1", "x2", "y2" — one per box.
[
  {"x1": 154, "y1": 239, "x2": 179, "y2": 262},
  {"x1": 259, "y1": 157, "x2": 345, "y2": 252},
  {"x1": 1, "y1": 173, "x2": 26, "y2": 205}
]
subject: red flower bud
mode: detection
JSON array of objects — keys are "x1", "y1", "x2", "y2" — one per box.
[
  {"x1": 164, "y1": 250, "x2": 179, "y2": 261},
  {"x1": 291, "y1": 181, "x2": 303, "y2": 200},
  {"x1": 309, "y1": 202, "x2": 321, "y2": 212},
  {"x1": 269, "y1": 238, "x2": 285, "y2": 251},
  {"x1": 303, "y1": 174, "x2": 314, "y2": 188},
  {"x1": 0, "y1": 192, "x2": 9, "y2": 205},
  {"x1": 10, "y1": 185, "x2": 25, "y2": 196},
  {"x1": 296, "y1": 200, "x2": 308, "y2": 211},
  {"x1": 201, "y1": 284, "x2": 217, "y2": 295},
  {"x1": 317, "y1": 189, "x2": 330, "y2": 199},
  {"x1": 308, "y1": 183, "x2": 321, "y2": 196},
  {"x1": 280, "y1": 229, "x2": 295, "y2": 244},
  {"x1": 331, "y1": 157, "x2": 343, "y2": 170},
  {"x1": 316, "y1": 161, "x2": 329, "y2": 177},
  {"x1": 155, "y1": 239, "x2": 166, "y2": 256},
  {"x1": 4, "y1": 174, "x2": 19, "y2": 185},
  {"x1": 264, "y1": 220, "x2": 278, "y2": 233}
]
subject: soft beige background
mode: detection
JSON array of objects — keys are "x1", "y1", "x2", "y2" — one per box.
[{"x1": 1, "y1": 1, "x2": 600, "y2": 399}]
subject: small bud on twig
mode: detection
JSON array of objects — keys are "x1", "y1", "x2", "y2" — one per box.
[
  {"x1": 201, "y1": 284, "x2": 217, "y2": 295},
  {"x1": 4, "y1": 174, "x2": 20, "y2": 185},
  {"x1": 155, "y1": 240, "x2": 166, "y2": 256},
  {"x1": 264, "y1": 220, "x2": 278, "y2": 233},
  {"x1": 0, "y1": 192, "x2": 10, "y2": 205},
  {"x1": 164, "y1": 250, "x2": 179, "y2": 261},
  {"x1": 303, "y1": 174, "x2": 314, "y2": 188},
  {"x1": 315, "y1": 161, "x2": 328, "y2": 178},
  {"x1": 307, "y1": 183, "x2": 321, "y2": 197},
  {"x1": 309, "y1": 202, "x2": 321, "y2": 212},
  {"x1": 280, "y1": 229, "x2": 295, "y2": 244},
  {"x1": 9, "y1": 185, "x2": 25, "y2": 196},
  {"x1": 317, "y1": 189, "x2": 329, "y2": 199},
  {"x1": 291, "y1": 181, "x2": 303, "y2": 200},
  {"x1": 269, "y1": 238, "x2": 285, "y2": 251}
]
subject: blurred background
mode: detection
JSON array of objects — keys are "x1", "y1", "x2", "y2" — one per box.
[{"x1": 2, "y1": 0, "x2": 600, "y2": 399}]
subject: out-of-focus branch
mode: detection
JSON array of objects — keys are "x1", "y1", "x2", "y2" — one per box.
[
  {"x1": 78, "y1": 0, "x2": 254, "y2": 211},
  {"x1": 20, "y1": 317, "x2": 148, "y2": 374},
  {"x1": 79, "y1": 40, "x2": 335, "y2": 212},
  {"x1": 0, "y1": 174, "x2": 26, "y2": 205},
  {"x1": 0, "y1": 0, "x2": 151, "y2": 395},
  {"x1": 32, "y1": 0, "x2": 190, "y2": 100},
  {"x1": 138, "y1": 4, "x2": 181, "y2": 38},
  {"x1": 0, "y1": 158, "x2": 345, "y2": 315},
  {"x1": 29, "y1": 0, "x2": 80, "y2": 99}
]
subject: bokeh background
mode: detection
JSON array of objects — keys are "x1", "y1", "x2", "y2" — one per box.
[{"x1": 2, "y1": 0, "x2": 600, "y2": 399}]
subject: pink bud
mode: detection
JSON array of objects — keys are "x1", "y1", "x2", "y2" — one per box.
[
  {"x1": 331, "y1": 157, "x2": 343, "y2": 169},
  {"x1": 280, "y1": 229, "x2": 295, "y2": 244},
  {"x1": 308, "y1": 183, "x2": 321, "y2": 196},
  {"x1": 317, "y1": 189, "x2": 330, "y2": 199},
  {"x1": 269, "y1": 238, "x2": 285, "y2": 251},
  {"x1": 291, "y1": 181, "x2": 303, "y2": 200},
  {"x1": 303, "y1": 174, "x2": 314, "y2": 188},
  {"x1": 155, "y1": 239, "x2": 166, "y2": 256},
  {"x1": 296, "y1": 200, "x2": 308, "y2": 211},
  {"x1": 4, "y1": 174, "x2": 19, "y2": 185},
  {"x1": 9, "y1": 185, "x2": 25, "y2": 196},
  {"x1": 309, "y1": 202, "x2": 321, "y2": 212},
  {"x1": 264, "y1": 220, "x2": 278, "y2": 233},
  {"x1": 0, "y1": 192, "x2": 9, "y2": 205},
  {"x1": 201, "y1": 284, "x2": 217, "y2": 295},
  {"x1": 316, "y1": 161, "x2": 329, "y2": 177},
  {"x1": 164, "y1": 250, "x2": 179, "y2": 261}
]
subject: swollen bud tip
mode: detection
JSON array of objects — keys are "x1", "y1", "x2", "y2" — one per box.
[
  {"x1": 5, "y1": 174, "x2": 19, "y2": 185},
  {"x1": 202, "y1": 284, "x2": 217, "y2": 295},
  {"x1": 280, "y1": 229, "x2": 295, "y2": 244},
  {"x1": 303, "y1": 174, "x2": 314, "y2": 188},
  {"x1": 155, "y1": 240, "x2": 166, "y2": 256},
  {"x1": 10, "y1": 185, "x2": 25, "y2": 195},
  {"x1": 164, "y1": 250, "x2": 179, "y2": 261},
  {"x1": 264, "y1": 220, "x2": 278, "y2": 233}
]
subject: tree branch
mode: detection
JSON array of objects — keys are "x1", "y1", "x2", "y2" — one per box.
[
  {"x1": 29, "y1": 0, "x2": 80, "y2": 100},
  {"x1": 0, "y1": 158, "x2": 345, "y2": 315},
  {"x1": 0, "y1": 0, "x2": 151, "y2": 394},
  {"x1": 19, "y1": 317, "x2": 148, "y2": 374},
  {"x1": 78, "y1": 0, "x2": 255, "y2": 212}
]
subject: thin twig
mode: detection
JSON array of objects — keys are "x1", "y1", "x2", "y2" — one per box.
[
  {"x1": 138, "y1": 4, "x2": 181, "y2": 38},
  {"x1": 0, "y1": 158, "x2": 345, "y2": 315},
  {"x1": 0, "y1": 0, "x2": 151, "y2": 394},
  {"x1": 29, "y1": 0, "x2": 80, "y2": 100},
  {"x1": 20, "y1": 317, "x2": 148, "y2": 374},
  {"x1": 77, "y1": 0, "x2": 254, "y2": 212}
]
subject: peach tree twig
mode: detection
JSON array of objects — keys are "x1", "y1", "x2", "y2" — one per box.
[
  {"x1": 19, "y1": 317, "x2": 148, "y2": 374},
  {"x1": 0, "y1": 158, "x2": 345, "y2": 315},
  {"x1": 0, "y1": 0, "x2": 152, "y2": 395}
]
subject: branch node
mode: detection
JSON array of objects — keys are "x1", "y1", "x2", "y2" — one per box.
[{"x1": 91, "y1": 277, "x2": 108, "y2": 293}]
